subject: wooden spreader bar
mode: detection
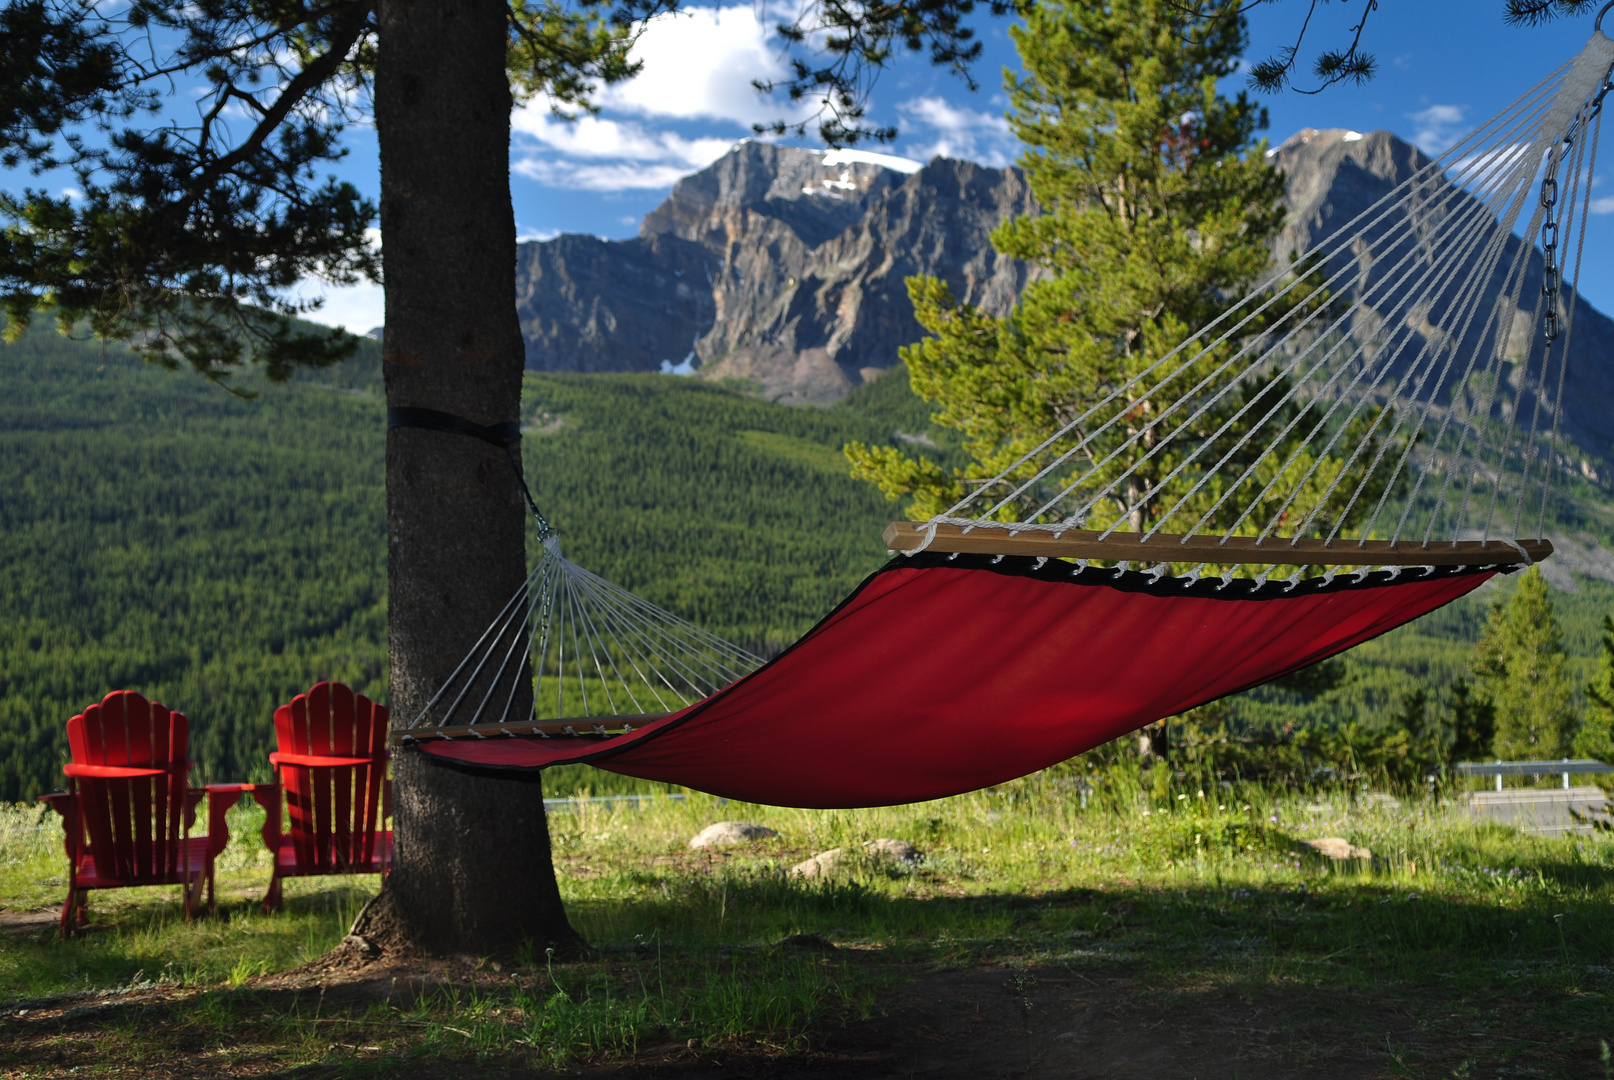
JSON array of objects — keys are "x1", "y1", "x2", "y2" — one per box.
[
  {"x1": 883, "y1": 521, "x2": 1553, "y2": 568},
  {"x1": 392, "y1": 713, "x2": 672, "y2": 745}
]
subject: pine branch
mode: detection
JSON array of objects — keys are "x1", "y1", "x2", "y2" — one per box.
[
  {"x1": 752, "y1": 0, "x2": 1027, "y2": 147},
  {"x1": 172, "y1": 2, "x2": 374, "y2": 218}
]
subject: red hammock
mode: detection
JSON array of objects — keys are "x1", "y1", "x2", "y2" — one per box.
[{"x1": 417, "y1": 553, "x2": 1495, "y2": 807}]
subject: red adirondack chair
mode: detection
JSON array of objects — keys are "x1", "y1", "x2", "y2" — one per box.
[
  {"x1": 37, "y1": 691, "x2": 234, "y2": 937},
  {"x1": 241, "y1": 682, "x2": 392, "y2": 911}
]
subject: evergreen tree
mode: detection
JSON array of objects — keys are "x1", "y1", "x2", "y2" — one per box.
[
  {"x1": 1473, "y1": 567, "x2": 1578, "y2": 759},
  {"x1": 1447, "y1": 679, "x2": 1497, "y2": 763},
  {"x1": 1576, "y1": 614, "x2": 1614, "y2": 763},
  {"x1": 0, "y1": 0, "x2": 1003, "y2": 959},
  {"x1": 846, "y1": 0, "x2": 1394, "y2": 537}
]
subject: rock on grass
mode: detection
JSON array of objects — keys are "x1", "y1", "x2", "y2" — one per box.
[
  {"x1": 790, "y1": 838, "x2": 922, "y2": 878},
  {"x1": 687, "y1": 822, "x2": 780, "y2": 848},
  {"x1": 1303, "y1": 837, "x2": 1372, "y2": 860}
]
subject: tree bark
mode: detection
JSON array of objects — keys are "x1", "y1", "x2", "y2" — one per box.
[{"x1": 365, "y1": 0, "x2": 579, "y2": 956}]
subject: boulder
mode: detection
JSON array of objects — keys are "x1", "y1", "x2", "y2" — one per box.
[
  {"x1": 687, "y1": 821, "x2": 779, "y2": 849},
  {"x1": 790, "y1": 838, "x2": 923, "y2": 878},
  {"x1": 789, "y1": 848, "x2": 843, "y2": 879},
  {"x1": 864, "y1": 838, "x2": 922, "y2": 864},
  {"x1": 1303, "y1": 837, "x2": 1373, "y2": 860}
]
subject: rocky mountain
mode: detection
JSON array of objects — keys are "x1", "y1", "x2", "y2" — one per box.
[
  {"x1": 515, "y1": 131, "x2": 1614, "y2": 471},
  {"x1": 1270, "y1": 127, "x2": 1614, "y2": 473},
  {"x1": 516, "y1": 143, "x2": 1036, "y2": 404}
]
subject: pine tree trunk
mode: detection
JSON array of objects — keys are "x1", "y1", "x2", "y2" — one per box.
[{"x1": 361, "y1": 0, "x2": 579, "y2": 957}]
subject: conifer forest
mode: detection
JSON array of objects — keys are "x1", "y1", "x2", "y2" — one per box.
[{"x1": 3, "y1": 323, "x2": 1613, "y2": 801}]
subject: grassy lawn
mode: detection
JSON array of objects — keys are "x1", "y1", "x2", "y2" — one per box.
[{"x1": 1, "y1": 773, "x2": 1611, "y2": 1077}]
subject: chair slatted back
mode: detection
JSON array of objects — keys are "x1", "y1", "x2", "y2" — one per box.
[
  {"x1": 65, "y1": 691, "x2": 190, "y2": 882},
  {"x1": 272, "y1": 682, "x2": 389, "y2": 872}
]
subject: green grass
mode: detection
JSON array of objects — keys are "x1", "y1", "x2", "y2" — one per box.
[
  {"x1": 3, "y1": 772, "x2": 1611, "y2": 1075},
  {"x1": 0, "y1": 800, "x2": 367, "y2": 999}
]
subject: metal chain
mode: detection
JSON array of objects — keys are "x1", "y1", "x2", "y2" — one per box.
[
  {"x1": 1541, "y1": 70, "x2": 1614, "y2": 343},
  {"x1": 1540, "y1": 154, "x2": 1564, "y2": 343}
]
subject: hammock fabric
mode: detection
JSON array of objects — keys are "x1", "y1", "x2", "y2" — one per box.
[{"x1": 418, "y1": 553, "x2": 1499, "y2": 807}]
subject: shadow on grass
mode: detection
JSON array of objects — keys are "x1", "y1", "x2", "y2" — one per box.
[
  {"x1": 1, "y1": 904, "x2": 1608, "y2": 1080},
  {"x1": 569, "y1": 856, "x2": 1614, "y2": 994},
  {"x1": 0, "y1": 884, "x2": 372, "y2": 1005}
]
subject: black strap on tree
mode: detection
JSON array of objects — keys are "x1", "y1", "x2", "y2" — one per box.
[{"x1": 387, "y1": 406, "x2": 553, "y2": 536}]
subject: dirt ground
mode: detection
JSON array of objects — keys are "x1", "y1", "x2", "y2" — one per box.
[{"x1": 2, "y1": 945, "x2": 1585, "y2": 1079}]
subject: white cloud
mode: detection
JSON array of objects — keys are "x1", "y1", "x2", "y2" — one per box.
[
  {"x1": 507, "y1": 5, "x2": 819, "y2": 194},
  {"x1": 512, "y1": 106, "x2": 738, "y2": 191},
  {"x1": 1409, "y1": 103, "x2": 1466, "y2": 154},
  {"x1": 597, "y1": 5, "x2": 809, "y2": 127},
  {"x1": 1591, "y1": 196, "x2": 1614, "y2": 214},
  {"x1": 513, "y1": 156, "x2": 712, "y2": 191},
  {"x1": 518, "y1": 226, "x2": 561, "y2": 242},
  {"x1": 1450, "y1": 142, "x2": 1532, "y2": 192},
  {"x1": 514, "y1": 109, "x2": 732, "y2": 167},
  {"x1": 300, "y1": 281, "x2": 384, "y2": 334},
  {"x1": 897, "y1": 96, "x2": 1018, "y2": 167},
  {"x1": 292, "y1": 228, "x2": 383, "y2": 333}
]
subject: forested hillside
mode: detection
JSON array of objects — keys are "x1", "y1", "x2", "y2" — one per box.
[
  {"x1": 2, "y1": 325, "x2": 1611, "y2": 801},
  {"x1": 0, "y1": 327, "x2": 390, "y2": 799},
  {"x1": 0, "y1": 326, "x2": 959, "y2": 799}
]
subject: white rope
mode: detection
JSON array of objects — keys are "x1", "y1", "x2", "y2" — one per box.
[
  {"x1": 407, "y1": 534, "x2": 764, "y2": 733},
  {"x1": 923, "y1": 37, "x2": 1608, "y2": 570},
  {"x1": 1206, "y1": 93, "x2": 1554, "y2": 544},
  {"x1": 981, "y1": 72, "x2": 1564, "y2": 536},
  {"x1": 1147, "y1": 151, "x2": 1527, "y2": 543},
  {"x1": 1328, "y1": 138, "x2": 1551, "y2": 548},
  {"x1": 941, "y1": 61, "x2": 1569, "y2": 526}
]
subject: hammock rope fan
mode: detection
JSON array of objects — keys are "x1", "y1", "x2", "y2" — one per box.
[{"x1": 399, "y1": 19, "x2": 1614, "y2": 808}]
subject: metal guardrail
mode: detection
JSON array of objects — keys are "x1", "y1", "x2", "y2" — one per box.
[
  {"x1": 1455, "y1": 759, "x2": 1614, "y2": 790},
  {"x1": 542, "y1": 793, "x2": 690, "y2": 811}
]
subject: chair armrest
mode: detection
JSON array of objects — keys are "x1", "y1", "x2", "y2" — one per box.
[
  {"x1": 203, "y1": 784, "x2": 253, "y2": 858},
  {"x1": 250, "y1": 783, "x2": 283, "y2": 852},
  {"x1": 183, "y1": 787, "x2": 205, "y2": 832},
  {"x1": 36, "y1": 792, "x2": 79, "y2": 861},
  {"x1": 37, "y1": 791, "x2": 73, "y2": 815}
]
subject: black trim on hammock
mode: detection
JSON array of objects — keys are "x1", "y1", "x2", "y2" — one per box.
[
  {"x1": 409, "y1": 551, "x2": 1514, "y2": 777},
  {"x1": 898, "y1": 550, "x2": 1518, "y2": 600}
]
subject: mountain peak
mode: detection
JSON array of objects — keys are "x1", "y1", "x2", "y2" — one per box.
[
  {"x1": 515, "y1": 128, "x2": 1614, "y2": 456},
  {"x1": 640, "y1": 142, "x2": 926, "y2": 250},
  {"x1": 515, "y1": 143, "x2": 1033, "y2": 402}
]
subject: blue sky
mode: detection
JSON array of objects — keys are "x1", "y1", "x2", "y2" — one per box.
[
  {"x1": 341, "y1": 0, "x2": 1592, "y2": 337},
  {"x1": 12, "y1": 2, "x2": 1614, "y2": 333}
]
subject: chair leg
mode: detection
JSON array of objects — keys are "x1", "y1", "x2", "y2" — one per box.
[
  {"x1": 58, "y1": 886, "x2": 77, "y2": 939},
  {"x1": 262, "y1": 870, "x2": 283, "y2": 914}
]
